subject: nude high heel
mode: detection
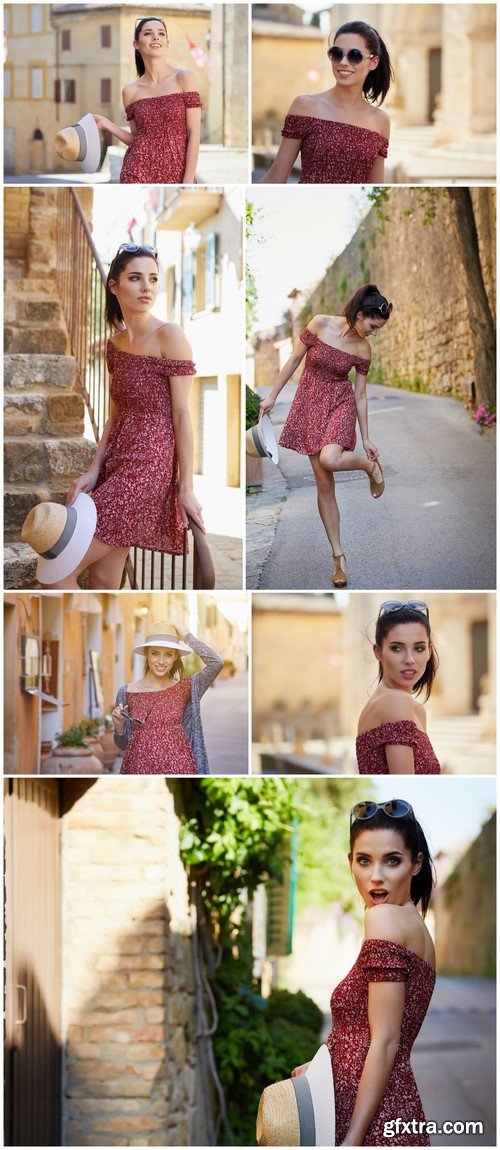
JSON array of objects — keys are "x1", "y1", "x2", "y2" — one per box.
[
  {"x1": 368, "y1": 460, "x2": 385, "y2": 498},
  {"x1": 332, "y1": 552, "x2": 347, "y2": 588}
]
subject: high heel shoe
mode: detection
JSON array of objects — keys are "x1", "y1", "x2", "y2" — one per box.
[
  {"x1": 332, "y1": 552, "x2": 347, "y2": 588},
  {"x1": 368, "y1": 459, "x2": 385, "y2": 498}
]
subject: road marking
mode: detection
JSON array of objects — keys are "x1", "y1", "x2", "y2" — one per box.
[{"x1": 368, "y1": 407, "x2": 406, "y2": 415}]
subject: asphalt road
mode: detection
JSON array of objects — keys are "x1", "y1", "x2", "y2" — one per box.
[
  {"x1": 202, "y1": 670, "x2": 249, "y2": 775},
  {"x1": 253, "y1": 385, "x2": 496, "y2": 590}
]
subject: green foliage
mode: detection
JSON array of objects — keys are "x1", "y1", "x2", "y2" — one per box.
[
  {"x1": 293, "y1": 779, "x2": 374, "y2": 915},
  {"x1": 78, "y1": 716, "x2": 100, "y2": 737},
  {"x1": 366, "y1": 186, "x2": 392, "y2": 235},
  {"x1": 403, "y1": 188, "x2": 447, "y2": 227},
  {"x1": 246, "y1": 384, "x2": 261, "y2": 430},
  {"x1": 246, "y1": 201, "x2": 261, "y2": 337},
  {"x1": 56, "y1": 725, "x2": 88, "y2": 748},
  {"x1": 266, "y1": 987, "x2": 323, "y2": 1034}
]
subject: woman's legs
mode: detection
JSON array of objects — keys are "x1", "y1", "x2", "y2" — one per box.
[
  {"x1": 309, "y1": 454, "x2": 343, "y2": 558},
  {"x1": 39, "y1": 538, "x2": 129, "y2": 591},
  {"x1": 319, "y1": 443, "x2": 383, "y2": 491}
]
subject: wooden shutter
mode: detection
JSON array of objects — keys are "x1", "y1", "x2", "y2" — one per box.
[{"x1": 182, "y1": 250, "x2": 194, "y2": 319}]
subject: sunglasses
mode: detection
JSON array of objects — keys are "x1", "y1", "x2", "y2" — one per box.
[
  {"x1": 350, "y1": 799, "x2": 414, "y2": 828},
  {"x1": 135, "y1": 18, "x2": 167, "y2": 31},
  {"x1": 328, "y1": 46, "x2": 376, "y2": 66},
  {"x1": 378, "y1": 600, "x2": 429, "y2": 620},
  {"x1": 115, "y1": 243, "x2": 158, "y2": 260},
  {"x1": 376, "y1": 301, "x2": 392, "y2": 316}
]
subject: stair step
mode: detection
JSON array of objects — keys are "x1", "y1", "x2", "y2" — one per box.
[
  {"x1": 4, "y1": 298, "x2": 65, "y2": 325},
  {"x1": 4, "y1": 391, "x2": 85, "y2": 437},
  {"x1": 4, "y1": 354, "x2": 77, "y2": 392},
  {"x1": 4, "y1": 277, "x2": 58, "y2": 295},
  {"x1": 4, "y1": 542, "x2": 39, "y2": 589},
  {"x1": 4, "y1": 436, "x2": 96, "y2": 487},
  {"x1": 4, "y1": 325, "x2": 70, "y2": 355},
  {"x1": 4, "y1": 487, "x2": 71, "y2": 542}
]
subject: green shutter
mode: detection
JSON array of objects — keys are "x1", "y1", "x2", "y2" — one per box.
[{"x1": 182, "y1": 250, "x2": 194, "y2": 319}]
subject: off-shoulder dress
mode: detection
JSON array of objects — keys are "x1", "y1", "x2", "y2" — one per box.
[
  {"x1": 120, "y1": 91, "x2": 202, "y2": 183},
  {"x1": 279, "y1": 329, "x2": 370, "y2": 455},
  {"x1": 281, "y1": 115, "x2": 388, "y2": 183},
  {"x1": 356, "y1": 721, "x2": 441, "y2": 775}
]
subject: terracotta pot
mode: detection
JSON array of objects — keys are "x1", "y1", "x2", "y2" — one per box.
[
  {"x1": 40, "y1": 739, "x2": 54, "y2": 756},
  {"x1": 85, "y1": 737, "x2": 105, "y2": 763},
  {"x1": 246, "y1": 454, "x2": 263, "y2": 492},
  {"x1": 41, "y1": 746, "x2": 104, "y2": 775}
]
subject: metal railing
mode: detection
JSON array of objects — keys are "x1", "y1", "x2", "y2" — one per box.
[{"x1": 54, "y1": 188, "x2": 214, "y2": 590}]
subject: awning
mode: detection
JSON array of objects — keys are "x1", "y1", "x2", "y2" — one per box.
[{"x1": 25, "y1": 689, "x2": 69, "y2": 707}]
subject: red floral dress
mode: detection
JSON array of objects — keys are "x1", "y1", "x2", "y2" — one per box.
[
  {"x1": 91, "y1": 341, "x2": 196, "y2": 554},
  {"x1": 119, "y1": 679, "x2": 196, "y2": 774},
  {"x1": 281, "y1": 115, "x2": 388, "y2": 183},
  {"x1": 356, "y1": 721, "x2": 441, "y2": 775},
  {"x1": 120, "y1": 91, "x2": 202, "y2": 183},
  {"x1": 328, "y1": 939, "x2": 436, "y2": 1145},
  {"x1": 279, "y1": 329, "x2": 370, "y2": 455}
]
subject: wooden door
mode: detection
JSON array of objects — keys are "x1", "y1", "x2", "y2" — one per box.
[{"x1": 4, "y1": 780, "x2": 61, "y2": 1146}]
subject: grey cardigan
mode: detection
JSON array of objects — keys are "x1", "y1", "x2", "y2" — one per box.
[{"x1": 113, "y1": 632, "x2": 224, "y2": 775}]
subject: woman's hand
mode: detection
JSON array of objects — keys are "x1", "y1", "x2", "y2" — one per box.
[
  {"x1": 111, "y1": 703, "x2": 126, "y2": 734},
  {"x1": 259, "y1": 396, "x2": 275, "y2": 418},
  {"x1": 66, "y1": 465, "x2": 100, "y2": 506},
  {"x1": 92, "y1": 114, "x2": 111, "y2": 131},
  {"x1": 179, "y1": 488, "x2": 205, "y2": 534},
  {"x1": 362, "y1": 438, "x2": 379, "y2": 461},
  {"x1": 291, "y1": 1062, "x2": 310, "y2": 1078}
]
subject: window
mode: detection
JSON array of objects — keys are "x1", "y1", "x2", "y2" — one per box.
[
  {"x1": 61, "y1": 29, "x2": 71, "y2": 50},
  {"x1": 192, "y1": 232, "x2": 220, "y2": 316},
  {"x1": 31, "y1": 67, "x2": 43, "y2": 99},
  {"x1": 100, "y1": 78, "x2": 111, "y2": 103},
  {"x1": 101, "y1": 24, "x2": 111, "y2": 48},
  {"x1": 4, "y1": 69, "x2": 11, "y2": 99},
  {"x1": 54, "y1": 78, "x2": 76, "y2": 103},
  {"x1": 31, "y1": 5, "x2": 42, "y2": 33},
  {"x1": 182, "y1": 251, "x2": 194, "y2": 319}
]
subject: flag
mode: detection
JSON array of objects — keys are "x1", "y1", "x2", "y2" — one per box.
[{"x1": 185, "y1": 34, "x2": 209, "y2": 68}]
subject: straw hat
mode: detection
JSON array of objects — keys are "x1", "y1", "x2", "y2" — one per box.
[
  {"x1": 21, "y1": 493, "x2": 97, "y2": 584},
  {"x1": 133, "y1": 624, "x2": 192, "y2": 656},
  {"x1": 256, "y1": 1045, "x2": 335, "y2": 1146},
  {"x1": 246, "y1": 414, "x2": 279, "y2": 465},
  {"x1": 54, "y1": 113, "x2": 101, "y2": 173}
]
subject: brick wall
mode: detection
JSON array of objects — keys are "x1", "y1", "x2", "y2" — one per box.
[
  {"x1": 303, "y1": 188, "x2": 496, "y2": 401},
  {"x1": 62, "y1": 779, "x2": 198, "y2": 1146}
]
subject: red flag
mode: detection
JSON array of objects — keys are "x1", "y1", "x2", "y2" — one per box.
[{"x1": 185, "y1": 34, "x2": 209, "y2": 68}]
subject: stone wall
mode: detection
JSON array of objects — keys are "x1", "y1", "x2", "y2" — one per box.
[
  {"x1": 62, "y1": 779, "x2": 200, "y2": 1146},
  {"x1": 434, "y1": 812, "x2": 496, "y2": 977},
  {"x1": 303, "y1": 188, "x2": 496, "y2": 401}
]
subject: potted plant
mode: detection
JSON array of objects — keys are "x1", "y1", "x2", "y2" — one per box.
[
  {"x1": 78, "y1": 716, "x2": 105, "y2": 763},
  {"x1": 41, "y1": 725, "x2": 104, "y2": 775}
]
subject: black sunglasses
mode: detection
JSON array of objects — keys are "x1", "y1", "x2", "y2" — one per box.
[
  {"x1": 135, "y1": 17, "x2": 167, "y2": 31},
  {"x1": 328, "y1": 46, "x2": 376, "y2": 66},
  {"x1": 350, "y1": 800, "x2": 414, "y2": 829},
  {"x1": 378, "y1": 600, "x2": 429, "y2": 620}
]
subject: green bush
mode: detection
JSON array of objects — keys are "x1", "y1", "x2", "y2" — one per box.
[
  {"x1": 246, "y1": 385, "x2": 261, "y2": 430},
  {"x1": 267, "y1": 987, "x2": 324, "y2": 1035}
]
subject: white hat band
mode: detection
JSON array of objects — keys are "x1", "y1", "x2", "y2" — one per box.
[
  {"x1": 145, "y1": 633, "x2": 180, "y2": 646},
  {"x1": 40, "y1": 505, "x2": 78, "y2": 559}
]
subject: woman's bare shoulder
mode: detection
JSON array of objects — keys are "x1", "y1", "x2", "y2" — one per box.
[
  {"x1": 288, "y1": 93, "x2": 317, "y2": 116},
  {"x1": 122, "y1": 79, "x2": 142, "y2": 107},
  {"x1": 368, "y1": 104, "x2": 391, "y2": 139},
  {"x1": 157, "y1": 322, "x2": 193, "y2": 360},
  {"x1": 365, "y1": 690, "x2": 417, "y2": 725},
  {"x1": 364, "y1": 903, "x2": 409, "y2": 944}
]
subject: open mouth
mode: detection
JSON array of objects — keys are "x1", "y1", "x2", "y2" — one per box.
[{"x1": 369, "y1": 890, "x2": 389, "y2": 903}]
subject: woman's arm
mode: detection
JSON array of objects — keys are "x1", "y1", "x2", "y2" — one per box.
[
  {"x1": 259, "y1": 334, "x2": 309, "y2": 416},
  {"x1": 93, "y1": 113, "x2": 134, "y2": 147},
  {"x1": 180, "y1": 71, "x2": 201, "y2": 182},
  {"x1": 112, "y1": 685, "x2": 131, "y2": 750},
  {"x1": 184, "y1": 631, "x2": 224, "y2": 694},
  {"x1": 161, "y1": 327, "x2": 205, "y2": 532},
  {"x1": 65, "y1": 398, "x2": 119, "y2": 506},
  {"x1": 260, "y1": 136, "x2": 301, "y2": 183},
  {"x1": 354, "y1": 371, "x2": 379, "y2": 461},
  {"x1": 374, "y1": 691, "x2": 418, "y2": 775},
  {"x1": 341, "y1": 980, "x2": 405, "y2": 1145},
  {"x1": 368, "y1": 154, "x2": 385, "y2": 182}
]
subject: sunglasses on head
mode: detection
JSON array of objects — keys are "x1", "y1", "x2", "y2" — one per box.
[
  {"x1": 114, "y1": 243, "x2": 158, "y2": 261},
  {"x1": 378, "y1": 600, "x2": 429, "y2": 620},
  {"x1": 350, "y1": 799, "x2": 414, "y2": 829},
  {"x1": 328, "y1": 46, "x2": 376, "y2": 66},
  {"x1": 135, "y1": 17, "x2": 167, "y2": 31}
]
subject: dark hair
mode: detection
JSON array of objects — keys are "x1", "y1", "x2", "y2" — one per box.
[
  {"x1": 343, "y1": 284, "x2": 393, "y2": 329},
  {"x1": 105, "y1": 246, "x2": 159, "y2": 330},
  {"x1": 350, "y1": 807, "x2": 435, "y2": 917},
  {"x1": 375, "y1": 605, "x2": 438, "y2": 702},
  {"x1": 331, "y1": 21, "x2": 393, "y2": 104},
  {"x1": 134, "y1": 16, "x2": 168, "y2": 77}
]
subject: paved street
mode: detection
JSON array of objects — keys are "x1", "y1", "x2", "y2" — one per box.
[
  {"x1": 247, "y1": 384, "x2": 496, "y2": 590},
  {"x1": 320, "y1": 976, "x2": 495, "y2": 1146},
  {"x1": 202, "y1": 670, "x2": 249, "y2": 775}
]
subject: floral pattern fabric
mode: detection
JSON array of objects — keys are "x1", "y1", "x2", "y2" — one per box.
[
  {"x1": 281, "y1": 115, "x2": 388, "y2": 183},
  {"x1": 279, "y1": 329, "x2": 370, "y2": 455},
  {"x1": 120, "y1": 91, "x2": 202, "y2": 184},
  {"x1": 119, "y1": 678, "x2": 196, "y2": 774},
  {"x1": 91, "y1": 341, "x2": 196, "y2": 554},
  {"x1": 356, "y1": 720, "x2": 441, "y2": 775}
]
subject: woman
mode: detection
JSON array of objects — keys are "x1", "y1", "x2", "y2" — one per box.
[
  {"x1": 112, "y1": 624, "x2": 223, "y2": 774},
  {"x1": 93, "y1": 16, "x2": 202, "y2": 184},
  {"x1": 40, "y1": 243, "x2": 204, "y2": 590},
  {"x1": 293, "y1": 799, "x2": 436, "y2": 1146},
  {"x1": 357, "y1": 601, "x2": 441, "y2": 775},
  {"x1": 259, "y1": 285, "x2": 391, "y2": 588},
  {"x1": 260, "y1": 21, "x2": 392, "y2": 184}
]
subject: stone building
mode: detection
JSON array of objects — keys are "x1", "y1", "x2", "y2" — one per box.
[
  {"x1": 252, "y1": 592, "x2": 496, "y2": 773},
  {"x1": 252, "y1": 16, "x2": 329, "y2": 143},
  {"x1": 5, "y1": 776, "x2": 213, "y2": 1146},
  {"x1": 433, "y1": 811, "x2": 496, "y2": 976},
  {"x1": 301, "y1": 188, "x2": 496, "y2": 405},
  {"x1": 4, "y1": 591, "x2": 248, "y2": 774},
  {"x1": 4, "y1": 2, "x2": 248, "y2": 176}
]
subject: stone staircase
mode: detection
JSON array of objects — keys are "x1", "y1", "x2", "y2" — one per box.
[
  {"x1": 428, "y1": 714, "x2": 495, "y2": 775},
  {"x1": 4, "y1": 256, "x2": 95, "y2": 588}
]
